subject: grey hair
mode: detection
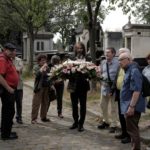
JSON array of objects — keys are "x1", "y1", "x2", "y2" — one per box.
[
  {"x1": 119, "y1": 47, "x2": 130, "y2": 55},
  {"x1": 119, "y1": 52, "x2": 132, "y2": 61}
]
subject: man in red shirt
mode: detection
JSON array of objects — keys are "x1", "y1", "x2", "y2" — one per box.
[{"x1": 0, "y1": 43, "x2": 19, "y2": 140}]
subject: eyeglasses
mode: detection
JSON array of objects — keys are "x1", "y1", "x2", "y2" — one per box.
[{"x1": 118, "y1": 57, "x2": 129, "y2": 61}]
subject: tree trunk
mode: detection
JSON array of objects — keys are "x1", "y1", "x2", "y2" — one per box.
[
  {"x1": 89, "y1": 27, "x2": 96, "y2": 63},
  {"x1": 89, "y1": 24, "x2": 97, "y2": 91},
  {"x1": 28, "y1": 31, "x2": 34, "y2": 71}
]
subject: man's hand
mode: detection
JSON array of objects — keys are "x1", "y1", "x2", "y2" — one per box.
[
  {"x1": 40, "y1": 63, "x2": 48, "y2": 72},
  {"x1": 7, "y1": 86, "x2": 15, "y2": 94},
  {"x1": 125, "y1": 106, "x2": 135, "y2": 117}
]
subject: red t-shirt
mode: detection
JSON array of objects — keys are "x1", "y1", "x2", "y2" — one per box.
[{"x1": 0, "y1": 53, "x2": 19, "y2": 88}]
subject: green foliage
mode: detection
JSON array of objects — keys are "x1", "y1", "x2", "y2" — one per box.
[
  {"x1": 0, "y1": 0, "x2": 50, "y2": 31},
  {"x1": 46, "y1": 0, "x2": 77, "y2": 47},
  {"x1": 0, "y1": 0, "x2": 51, "y2": 70},
  {"x1": 117, "y1": 0, "x2": 150, "y2": 24},
  {"x1": 133, "y1": 0, "x2": 150, "y2": 23}
]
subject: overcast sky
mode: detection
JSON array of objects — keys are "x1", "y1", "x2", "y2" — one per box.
[
  {"x1": 102, "y1": 8, "x2": 129, "y2": 31},
  {"x1": 53, "y1": 8, "x2": 132, "y2": 42}
]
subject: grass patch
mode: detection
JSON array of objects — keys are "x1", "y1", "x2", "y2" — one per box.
[
  {"x1": 22, "y1": 64, "x2": 33, "y2": 80},
  {"x1": 22, "y1": 70, "x2": 33, "y2": 80},
  {"x1": 63, "y1": 81, "x2": 100, "y2": 102}
]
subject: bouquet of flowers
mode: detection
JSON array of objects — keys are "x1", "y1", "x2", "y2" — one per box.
[{"x1": 48, "y1": 59, "x2": 101, "y2": 81}]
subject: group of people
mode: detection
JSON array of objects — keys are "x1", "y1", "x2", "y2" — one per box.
[
  {"x1": 97, "y1": 47, "x2": 150, "y2": 150},
  {"x1": 31, "y1": 42, "x2": 90, "y2": 133},
  {"x1": 31, "y1": 54, "x2": 64, "y2": 124},
  {"x1": 0, "y1": 41, "x2": 150, "y2": 150},
  {"x1": 0, "y1": 43, "x2": 23, "y2": 140}
]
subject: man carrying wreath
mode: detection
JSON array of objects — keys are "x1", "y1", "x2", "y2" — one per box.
[{"x1": 68, "y1": 42, "x2": 90, "y2": 132}]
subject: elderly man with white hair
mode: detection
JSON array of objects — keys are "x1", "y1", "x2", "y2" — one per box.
[
  {"x1": 112, "y1": 48, "x2": 131, "y2": 144},
  {"x1": 118, "y1": 47, "x2": 130, "y2": 55},
  {"x1": 119, "y1": 52, "x2": 146, "y2": 150}
]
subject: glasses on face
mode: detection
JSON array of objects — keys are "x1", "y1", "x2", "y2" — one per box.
[{"x1": 118, "y1": 57, "x2": 128, "y2": 61}]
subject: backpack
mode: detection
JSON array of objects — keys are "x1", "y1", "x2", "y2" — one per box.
[
  {"x1": 130, "y1": 64, "x2": 150, "y2": 97},
  {"x1": 142, "y1": 74, "x2": 150, "y2": 97}
]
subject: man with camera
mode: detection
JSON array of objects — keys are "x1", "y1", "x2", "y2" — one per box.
[{"x1": 98, "y1": 47, "x2": 119, "y2": 133}]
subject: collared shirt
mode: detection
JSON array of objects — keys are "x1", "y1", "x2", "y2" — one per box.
[
  {"x1": 116, "y1": 68, "x2": 125, "y2": 90},
  {"x1": 100, "y1": 57, "x2": 119, "y2": 95},
  {"x1": 13, "y1": 57, "x2": 23, "y2": 89},
  {"x1": 120, "y1": 63, "x2": 146, "y2": 114},
  {"x1": 0, "y1": 53, "x2": 19, "y2": 88}
]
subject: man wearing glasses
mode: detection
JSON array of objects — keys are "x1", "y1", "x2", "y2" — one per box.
[{"x1": 119, "y1": 52, "x2": 146, "y2": 150}]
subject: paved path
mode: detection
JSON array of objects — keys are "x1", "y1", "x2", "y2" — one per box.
[{"x1": 0, "y1": 86, "x2": 148, "y2": 150}]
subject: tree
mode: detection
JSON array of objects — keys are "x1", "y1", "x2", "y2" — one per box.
[
  {"x1": 75, "y1": 0, "x2": 115, "y2": 64},
  {"x1": 0, "y1": 0, "x2": 50, "y2": 70},
  {"x1": 116, "y1": 0, "x2": 150, "y2": 24},
  {"x1": 131, "y1": 0, "x2": 150, "y2": 24},
  {"x1": 46, "y1": 0, "x2": 77, "y2": 49}
]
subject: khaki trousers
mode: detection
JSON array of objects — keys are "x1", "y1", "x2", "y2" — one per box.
[
  {"x1": 100, "y1": 94, "x2": 118, "y2": 127},
  {"x1": 31, "y1": 87, "x2": 49, "y2": 120}
]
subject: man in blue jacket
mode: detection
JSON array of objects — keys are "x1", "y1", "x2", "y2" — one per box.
[{"x1": 119, "y1": 52, "x2": 146, "y2": 150}]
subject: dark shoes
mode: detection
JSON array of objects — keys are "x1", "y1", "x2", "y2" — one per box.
[
  {"x1": 11, "y1": 132, "x2": 17, "y2": 135},
  {"x1": 58, "y1": 114, "x2": 64, "y2": 119},
  {"x1": 97, "y1": 122, "x2": 109, "y2": 129},
  {"x1": 70, "y1": 123, "x2": 85, "y2": 132},
  {"x1": 17, "y1": 119, "x2": 23, "y2": 124},
  {"x1": 1, "y1": 132, "x2": 18, "y2": 140},
  {"x1": 109, "y1": 127, "x2": 117, "y2": 133},
  {"x1": 41, "y1": 118, "x2": 50, "y2": 122},
  {"x1": 115, "y1": 133, "x2": 131, "y2": 144},
  {"x1": 121, "y1": 137, "x2": 131, "y2": 144},
  {"x1": 70, "y1": 123, "x2": 78, "y2": 129},
  {"x1": 78, "y1": 126, "x2": 84, "y2": 132},
  {"x1": 115, "y1": 134, "x2": 127, "y2": 139}
]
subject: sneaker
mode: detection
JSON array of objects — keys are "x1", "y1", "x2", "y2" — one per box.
[
  {"x1": 97, "y1": 122, "x2": 109, "y2": 129},
  {"x1": 109, "y1": 127, "x2": 117, "y2": 133}
]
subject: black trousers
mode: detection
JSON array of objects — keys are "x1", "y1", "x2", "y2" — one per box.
[
  {"x1": 1, "y1": 89, "x2": 15, "y2": 138},
  {"x1": 54, "y1": 82, "x2": 64, "y2": 115},
  {"x1": 15, "y1": 89, "x2": 23, "y2": 120},
  {"x1": 116, "y1": 89, "x2": 130, "y2": 137},
  {"x1": 70, "y1": 91, "x2": 87, "y2": 126}
]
